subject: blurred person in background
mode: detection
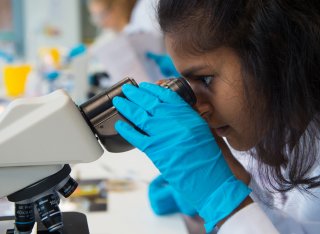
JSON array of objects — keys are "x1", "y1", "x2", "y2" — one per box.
[
  {"x1": 85, "y1": 0, "x2": 168, "y2": 95},
  {"x1": 87, "y1": 0, "x2": 137, "y2": 53}
]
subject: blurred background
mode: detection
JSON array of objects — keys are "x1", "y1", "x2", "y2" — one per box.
[{"x1": 0, "y1": 0, "x2": 167, "y2": 107}]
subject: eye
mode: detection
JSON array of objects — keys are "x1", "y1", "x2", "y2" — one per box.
[{"x1": 199, "y1": 76, "x2": 213, "y2": 87}]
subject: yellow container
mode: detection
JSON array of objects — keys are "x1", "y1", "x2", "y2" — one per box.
[
  {"x1": 3, "y1": 64, "x2": 32, "y2": 97},
  {"x1": 49, "y1": 48, "x2": 61, "y2": 68},
  {"x1": 39, "y1": 47, "x2": 61, "y2": 69}
]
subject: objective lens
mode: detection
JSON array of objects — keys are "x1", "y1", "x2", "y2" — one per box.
[
  {"x1": 58, "y1": 176, "x2": 78, "y2": 198},
  {"x1": 35, "y1": 193, "x2": 63, "y2": 232},
  {"x1": 15, "y1": 202, "x2": 35, "y2": 233}
]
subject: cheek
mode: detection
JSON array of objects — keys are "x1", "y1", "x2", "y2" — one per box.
[
  {"x1": 225, "y1": 105, "x2": 260, "y2": 150},
  {"x1": 188, "y1": 78, "x2": 258, "y2": 150},
  {"x1": 212, "y1": 88, "x2": 259, "y2": 149}
]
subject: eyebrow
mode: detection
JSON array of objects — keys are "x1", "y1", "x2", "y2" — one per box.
[{"x1": 181, "y1": 65, "x2": 209, "y2": 78}]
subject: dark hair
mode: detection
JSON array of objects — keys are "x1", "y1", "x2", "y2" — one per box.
[{"x1": 158, "y1": 0, "x2": 320, "y2": 192}]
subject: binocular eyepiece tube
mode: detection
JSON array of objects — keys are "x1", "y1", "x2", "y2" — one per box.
[{"x1": 79, "y1": 77, "x2": 196, "y2": 152}]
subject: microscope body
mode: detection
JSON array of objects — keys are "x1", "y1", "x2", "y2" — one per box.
[
  {"x1": 0, "y1": 89, "x2": 104, "y2": 233},
  {"x1": 0, "y1": 89, "x2": 104, "y2": 198}
]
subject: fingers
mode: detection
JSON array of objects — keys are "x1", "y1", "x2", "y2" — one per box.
[
  {"x1": 118, "y1": 83, "x2": 186, "y2": 115},
  {"x1": 121, "y1": 84, "x2": 162, "y2": 115},
  {"x1": 139, "y1": 82, "x2": 184, "y2": 104},
  {"x1": 113, "y1": 96, "x2": 151, "y2": 130},
  {"x1": 114, "y1": 120, "x2": 149, "y2": 152}
]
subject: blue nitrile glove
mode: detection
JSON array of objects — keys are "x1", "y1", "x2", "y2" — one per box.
[
  {"x1": 148, "y1": 175, "x2": 197, "y2": 216},
  {"x1": 112, "y1": 83, "x2": 251, "y2": 232},
  {"x1": 66, "y1": 44, "x2": 86, "y2": 62},
  {"x1": 0, "y1": 50, "x2": 14, "y2": 63},
  {"x1": 172, "y1": 189, "x2": 197, "y2": 217},
  {"x1": 148, "y1": 175, "x2": 179, "y2": 215},
  {"x1": 45, "y1": 71, "x2": 60, "y2": 82},
  {"x1": 146, "y1": 52, "x2": 180, "y2": 78}
]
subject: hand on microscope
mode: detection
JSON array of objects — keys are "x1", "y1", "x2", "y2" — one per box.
[{"x1": 112, "y1": 82, "x2": 251, "y2": 232}]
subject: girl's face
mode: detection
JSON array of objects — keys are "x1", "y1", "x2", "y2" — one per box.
[{"x1": 166, "y1": 37, "x2": 260, "y2": 151}]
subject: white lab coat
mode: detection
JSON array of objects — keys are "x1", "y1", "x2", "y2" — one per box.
[
  {"x1": 219, "y1": 148, "x2": 320, "y2": 234},
  {"x1": 89, "y1": 29, "x2": 117, "y2": 55},
  {"x1": 124, "y1": 0, "x2": 161, "y2": 36}
]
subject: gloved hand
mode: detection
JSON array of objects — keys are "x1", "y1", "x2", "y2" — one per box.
[
  {"x1": 148, "y1": 175, "x2": 197, "y2": 216},
  {"x1": 146, "y1": 52, "x2": 180, "y2": 78},
  {"x1": 113, "y1": 83, "x2": 251, "y2": 232}
]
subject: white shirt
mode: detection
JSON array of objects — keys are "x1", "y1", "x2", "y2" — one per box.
[{"x1": 219, "y1": 148, "x2": 320, "y2": 233}]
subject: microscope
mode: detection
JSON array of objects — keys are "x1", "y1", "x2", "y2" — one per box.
[{"x1": 0, "y1": 77, "x2": 196, "y2": 233}]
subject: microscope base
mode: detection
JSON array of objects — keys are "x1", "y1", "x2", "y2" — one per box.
[{"x1": 1, "y1": 212, "x2": 89, "y2": 234}]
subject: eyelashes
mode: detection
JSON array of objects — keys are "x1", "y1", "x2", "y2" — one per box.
[
  {"x1": 183, "y1": 75, "x2": 214, "y2": 89},
  {"x1": 200, "y1": 76, "x2": 214, "y2": 87}
]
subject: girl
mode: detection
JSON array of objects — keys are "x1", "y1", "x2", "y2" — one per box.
[{"x1": 113, "y1": 0, "x2": 320, "y2": 233}]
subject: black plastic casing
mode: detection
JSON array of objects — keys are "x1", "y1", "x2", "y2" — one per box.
[{"x1": 79, "y1": 77, "x2": 196, "y2": 153}]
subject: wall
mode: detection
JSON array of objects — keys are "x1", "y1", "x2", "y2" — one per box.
[{"x1": 23, "y1": 0, "x2": 81, "y2": 60}]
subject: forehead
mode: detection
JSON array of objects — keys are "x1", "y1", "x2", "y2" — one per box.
[
  {"x1": 165, "y1": 35, "x2": 239, "y2": 72},
  {"x1": 165, "y1": 35, "x2": 207, "y2": 71},
  {"x1": 165, "y1": 35, "x2": 198, "y2": 59}
]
